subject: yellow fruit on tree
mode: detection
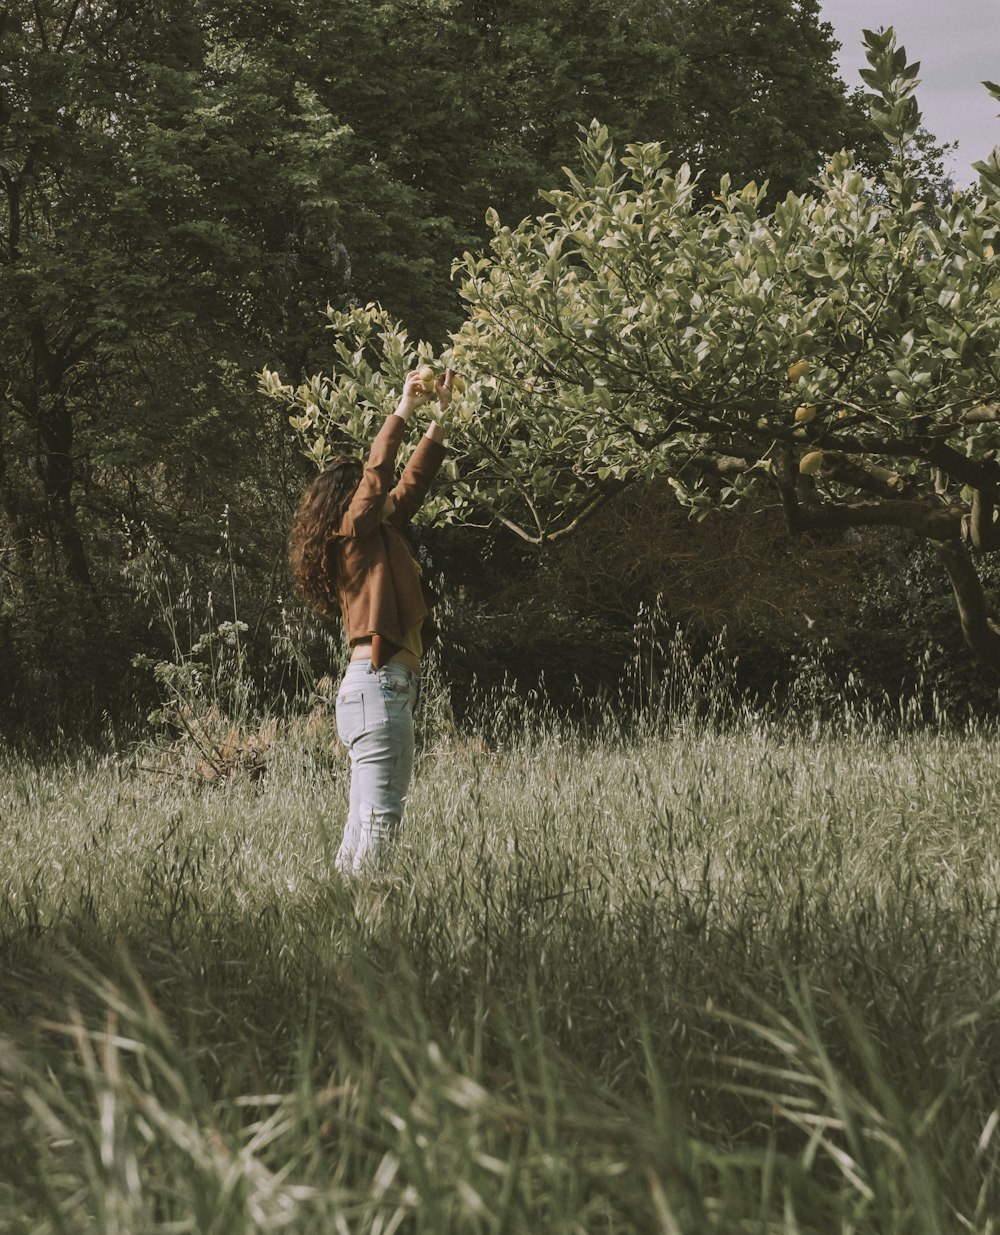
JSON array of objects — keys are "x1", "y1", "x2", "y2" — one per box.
[
  {"x1": 787, "y1": 359, "x2": 810, "y2": 383},
  {"x1": 416, "y1": 364, "x2": 435, "y2": 392},
  {"x1": 448, "y1": 373, "x2": 466, "y2": 394},
  {"x1": 799, "y1": 450, "x2": 824, "y2": 475},
  {"x1": 794, "y1": 404, "x2": 817, "y2": 424}
]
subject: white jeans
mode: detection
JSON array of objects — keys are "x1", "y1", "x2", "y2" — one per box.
[{"x1": 334, "y1": 660, "x2": 419, "y2": 876}]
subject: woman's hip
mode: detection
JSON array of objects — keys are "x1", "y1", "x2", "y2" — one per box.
[{"x1": 335, "y1": 660, "x2": 418, "y2": 746}]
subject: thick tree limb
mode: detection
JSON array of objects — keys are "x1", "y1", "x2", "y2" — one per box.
[
  {"x1": 795, "y1": 499, "x2": 964, "y2": 540},
  {"x1": 690, "y1": 452, "x2": 750, "y2": 478},
  {"x1": 962, "y1": 403, "x2": 1000, "y2": 424},
  {"x1": 816, "y1": 451, "x2": 918, "y2": 500},
  {"x1": 924, "y1": 441, "x2": 1000, "y2": 491},
  {"x1": 698, "y1": 446, "x2": 921, "y2": 506},
  {"x1": 743, "y1": 422, "x2": 1000, "y2": 489},
  {"x1": 771, "y1": 447, "x2": 802, "y2": 532},
  {"x1": 935, "y1": 540, "x2": 1000, "y2": 673},
  {"x1": 649, "y1": 412, "x2": 1000, "y2": 496},
  {"x1": 969, "y1": 481, "x2": 1000, "y2": 551}
]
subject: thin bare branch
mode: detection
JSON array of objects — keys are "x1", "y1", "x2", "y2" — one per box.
[{"x1": 543, "y1": 487, "x2": 623, "y2": 543}]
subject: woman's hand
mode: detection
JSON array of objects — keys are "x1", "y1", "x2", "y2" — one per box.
[
  {"x1": 435, "y1": 369, "x2": 456, "y2": 414},
  {"x1": 395, "y1": 371, "x2": 433, "y2": 420}
]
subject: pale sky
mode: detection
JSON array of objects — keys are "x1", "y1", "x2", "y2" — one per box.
[{"x1": 818, "y1": 0, "x2": 1000, "y2": 183}]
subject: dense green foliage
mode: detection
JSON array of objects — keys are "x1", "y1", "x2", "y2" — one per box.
[
  {"x1": 0, "y1": 0, "x2": 350, "y2": 721},
  {"x1": 296, "y1": 0, "x2": 880, "y2": 339},
  {"x1": 3, "y1": 695, "x2": 1000, "y2": 1229},
  {"x1": 278, "y1": 31, "x2": 1000, "y2": 675},
  {"x1": 1, "y1": 0, "x2": 884, "y2": 732}
]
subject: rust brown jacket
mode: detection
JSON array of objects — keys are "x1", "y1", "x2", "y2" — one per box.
[{"x1": 332, "y1": 414, "x2": 446, "y2": 667}]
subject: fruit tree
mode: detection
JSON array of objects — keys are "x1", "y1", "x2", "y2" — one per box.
[{"x1": 264, "y1": 31, "x2": 1000, "y2": 672}]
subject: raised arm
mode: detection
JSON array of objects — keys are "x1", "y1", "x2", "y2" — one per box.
[
  {"x1": 339, "y1": 371, "x2": 451, "y2": 536},
  {"x1": 338, "y1": 414, "x2": 407, "y2": 538},
  {"x1": 385, "y1": 372, "x2": 451, "y2": 527},
  {"x1": 335, "y1": 372, "x2": 430, "y2": 535}
]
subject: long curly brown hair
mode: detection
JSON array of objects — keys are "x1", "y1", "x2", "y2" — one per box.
[{"x1": 289, "y1": 456, "x2": 364, "y2": 620}]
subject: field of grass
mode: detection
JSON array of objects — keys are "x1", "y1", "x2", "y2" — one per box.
[{"x1": 2, "y1": 697, "x2": 1000, "y2": 1233}]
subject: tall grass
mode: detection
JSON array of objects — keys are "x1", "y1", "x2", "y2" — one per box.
[{"x1": 2, "y1": 691, "x2": 1000, "y2": 1231}]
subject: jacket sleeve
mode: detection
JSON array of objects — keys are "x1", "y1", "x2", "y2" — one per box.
[
  {"x1": 385, "y1": 432, "x2": 447, "y2": 527},
  {"x1": 338, "y1": 415, "x2": 406, "y2": 537}
]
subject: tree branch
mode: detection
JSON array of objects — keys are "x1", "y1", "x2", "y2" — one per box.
[
  {"x1": 969, "y1": 480, "x2": 1000, "y2": 551},
  {"x1": 690, "y1": 452, "x2": 750, "y2": 478},
  {"x1": 961, "y1": 403, "x2": 1000, "y2": 424},
  {"x1": 796, "y1": 499, "x2": 964, "y2": 540},
  {"x1": 771, "y1": 446, "x2": 802, "y2": 533},
  {"x1": 57, "y1": 1, "x2": 85, "y2": 53},
  {"x1": 815, "y1": 450, "x2": 918, "y2": 500},
  {"x1": 32, "y1": 0, "x2": 49, "y2": 51},
  {"x1": 465, "y1": 475, "x2": 629, "y2": 547},
  {"x1": 463, "y1": 492, "x2": 541, "y2": 545},
  {"x1": 924, "y1": 440, "x2": 1000, "y2": 491}
]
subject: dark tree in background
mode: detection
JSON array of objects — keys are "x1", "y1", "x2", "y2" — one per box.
[
  {"x1": 0, "y1": 0, "x2": 882, "y2": 731},
  {"x1": 0, "y1": 0, "x2": 352, "y2": 719},
  {"x1": 296, "y1": 0, "x2": 881, "y2": 339}
]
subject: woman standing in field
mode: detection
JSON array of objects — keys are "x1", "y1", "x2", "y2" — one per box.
[{"x1": 289, "y1": 370, "x2": 451, "y2": 876}]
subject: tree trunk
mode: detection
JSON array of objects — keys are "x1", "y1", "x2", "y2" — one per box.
[
  {"x1": 0, "y1": 408, "x2": 36, "y2": 588},
  {"x1": 771, "y1": 470, "x2": 1000, "y2": 676},
  {"x1": 38, "y1": 394, "x2": 95, "y2": 592},
  {"x1": 30, "y1": 320, "x2": 97, "y2": 594},
  {"x1": 934, "y1": 541, "x2": 1000, "y2": 674}
]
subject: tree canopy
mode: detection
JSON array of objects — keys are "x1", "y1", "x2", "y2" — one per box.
[
  {"x1": 292, "y1": 0, "x2": 881, "y2": 339},
  {"x1": 0, "y1": 0, "x2": 348, "y2": 577},
  {"x1": 270, "y1": 30, "x2": 1000, "y2": 673},
  {"x1": 0, "y1": 0, "x2": 352, "y2": 716},
  {"x1": 0, "y1": 1, "x2": 914, "y2": 725}
]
